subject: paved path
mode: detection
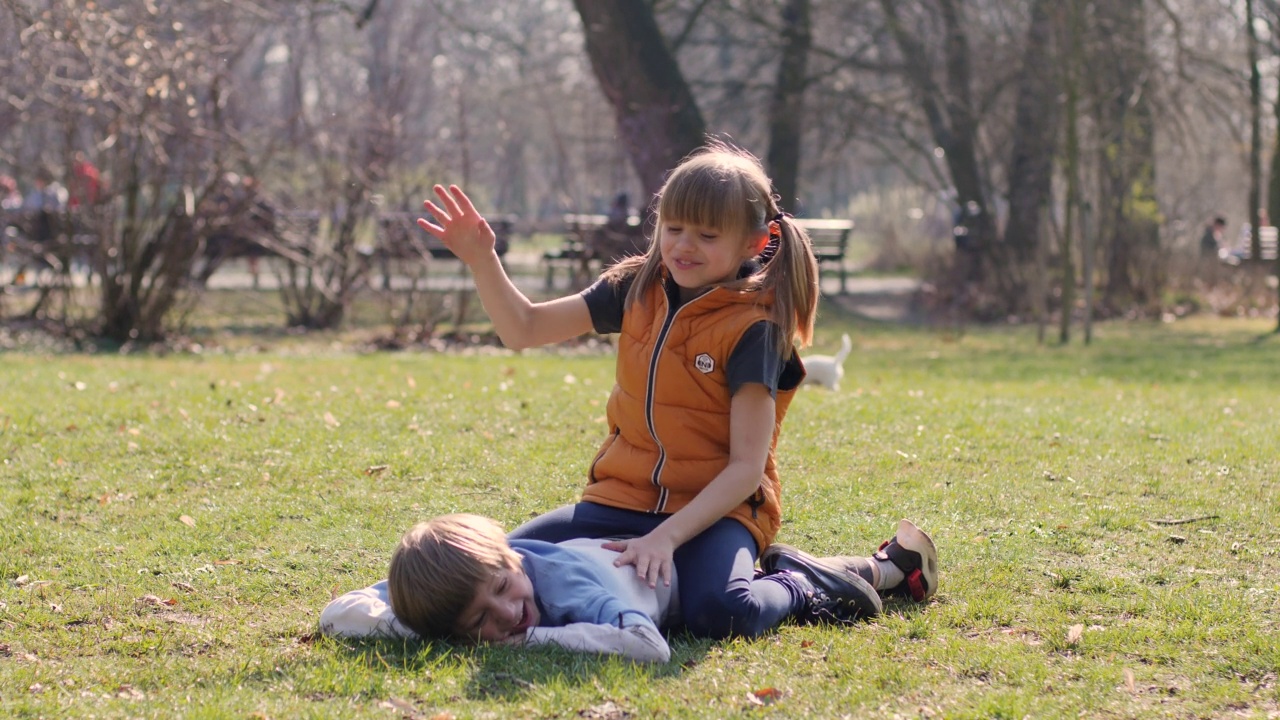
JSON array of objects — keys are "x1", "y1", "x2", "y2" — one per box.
[{"x1": 3, "y1": 252, "x2": 923, "y2": 324}]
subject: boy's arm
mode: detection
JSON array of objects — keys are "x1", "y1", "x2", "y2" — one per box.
[
  {"x1": 319, "y1": 580, "x2": 416, "y2": 639},
  {"x1": 418, "y1": 184, "x2": 595, "y2": 349},
  {"x1": 524, "y1": 617, "x2": 670, "y2": 664},
  {"x1": 518, "y1": 541, "x2": 672, "y2": 662}
]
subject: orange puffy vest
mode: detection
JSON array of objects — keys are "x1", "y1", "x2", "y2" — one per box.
[{"x1": 582, "y1": 280, "x2": 800, "y2": 551}]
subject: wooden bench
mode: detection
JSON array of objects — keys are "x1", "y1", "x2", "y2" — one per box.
[
  {"x1": 1221, "y1": 225, "x2": 1279, "y2": 265},
  {"x1": 543, "y1": 213, "x2": 645, "y2": 290},
  {"x1": 2, "y1": 208, "x2": 100, "y2": 288},
  {"x1": 377, "y1": 212, "x2": 512, "y2": 262},
  {"x1": 539, "y1": 215, "x2": 854, "y2": 293},
  {"x1": 794, "y1": 218, "x2": 855, "y2": 294}
]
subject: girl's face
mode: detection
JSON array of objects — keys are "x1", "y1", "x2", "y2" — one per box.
[{"x1": 659, "y1": 219, "x2": 766, "y2": 300}]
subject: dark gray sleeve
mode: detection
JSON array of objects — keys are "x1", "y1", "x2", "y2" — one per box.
[
  {"x1": 727, "y1": 321, "x2": 800, "y2": 398},
  {"x1": 579, "y1": 275, "x2": 634, "y2": 335}
]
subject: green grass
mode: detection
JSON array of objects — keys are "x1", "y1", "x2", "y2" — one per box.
[{"x1": 2, "y1": 312, "x2": 1279, "y2": 718}]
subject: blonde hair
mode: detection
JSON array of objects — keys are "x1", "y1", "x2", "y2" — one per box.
[
  {"x1": 386, "y1": 513, "x2": 523, "y2": 642},
  {"x1": 603, "y1": 140, "x2": 818, "y2": 353}
]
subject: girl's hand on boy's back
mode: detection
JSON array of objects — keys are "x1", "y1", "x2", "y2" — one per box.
[
  {"x1": 602, "y1": 533, "x2": 675, "y2": 589},
  {"x1": 417, "y1": 184, "x2": 496, "y2": 267}
]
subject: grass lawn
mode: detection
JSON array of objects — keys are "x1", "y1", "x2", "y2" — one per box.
[{"x1": 1, "y1": 312, "x2": 1278, "y2": 719}]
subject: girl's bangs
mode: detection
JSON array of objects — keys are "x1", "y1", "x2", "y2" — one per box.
[{"x1": 658, "y1": 165, "x2": 756, "y2": 236}]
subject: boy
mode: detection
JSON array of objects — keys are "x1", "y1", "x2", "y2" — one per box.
[
  {"x1": 320, "y1": 515, "x2": 936, "y2": 663},
  {"x1": 322, "y1": 514, "x2": 680, "y2": 662}
]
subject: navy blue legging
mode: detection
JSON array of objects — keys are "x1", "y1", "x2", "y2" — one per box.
[{"x1": 507, "y1": 501, "x2": 803, "y2": 639}]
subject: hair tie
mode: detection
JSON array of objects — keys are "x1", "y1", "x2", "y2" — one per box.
[{"x1": 772, "y1": 212, "x2": 791, "y2": 224}]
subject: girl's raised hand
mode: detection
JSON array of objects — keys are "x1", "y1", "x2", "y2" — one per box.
[{"x1": 417, "y1": 184, "x2": 496, "y2": 267}]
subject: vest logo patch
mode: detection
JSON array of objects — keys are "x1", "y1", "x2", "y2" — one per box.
[{"x1": 694, "y1": 353, "x2": 715, "y2": 374}]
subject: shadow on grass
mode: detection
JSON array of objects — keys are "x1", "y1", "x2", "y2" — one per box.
[
  {"x1": 461, "y1": 635, "x2": 713, "y2": 701},
  {"x1": 287, "y1": 631, "x2": 713, "y2": 703}
]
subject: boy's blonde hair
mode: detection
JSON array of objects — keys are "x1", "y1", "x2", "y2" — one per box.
[
  {"x1": 387, "y1": 513, "x2": 523, "y2": 641},
  {"x1": 604, "y1": 139, "x2": 819, "y2": 353}
]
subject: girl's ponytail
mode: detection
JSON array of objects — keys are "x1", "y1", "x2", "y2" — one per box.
[{"x1": 759, "y1": 212, "x2": 819, "y2": 354}]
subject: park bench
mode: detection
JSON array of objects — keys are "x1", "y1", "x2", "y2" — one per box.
[
  {"x1": 796, "y1": 218, "x2": 855, "y2": 294},
  {"x1": 540, "y1": 214, "x2": 855, "y2": 293},
  {"x1": 1220, "y1": 225, "x2": 1279, "y2": 265},
  {"x1": 377, "y1": 211, "x2": 512, "y2": 263},
  {"x1": 542, "y1": 213, "x2": 646, "y2": 290},
  {"x1": 1, "y1": 208, "x2": 99, "y2": 288}
]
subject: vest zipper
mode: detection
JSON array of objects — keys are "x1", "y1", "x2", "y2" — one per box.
[{"x1": 644, "y1": 286, "x2": 718, "y2": 513}]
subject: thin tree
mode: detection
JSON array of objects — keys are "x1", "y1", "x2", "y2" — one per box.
[{"x1": 766, "y1": 0, "x2": 811, "y2": 213}]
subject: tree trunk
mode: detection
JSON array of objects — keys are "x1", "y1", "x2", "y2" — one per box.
[
  {"x1": 572, "y1": 0, "x2": 707, "y2": 201},
  {"x1": 1059, "y1": 0, "x2": 1083, "y2": 344},
  {"x1": 1092, "y1": 0, "x2": 1161, "y2": 311},
  {"x1": 766, "y1": 0, "x2": 810, "y2": 214},
  {"x1": 1003, "y1": 0, "x2": 1061, "y2": 313},
  {"x1": 1247, "y1": 0, "x2": 1263, "y2": 262},
  {"x1": 880, "y1": 0, "x2": 994, "y2": 296}
]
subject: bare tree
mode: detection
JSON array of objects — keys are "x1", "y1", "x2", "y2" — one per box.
[
  {"x1": 1090, "y1": 0, "x2": 1161, "y2": 311},
  {"x1": 1, "y1": 0, "x2": 273, "y2": 342},
  {"x1": 1003, "y1": 0, "x2": 1062, "y2": 312},
  {"x1": 767, "y1": 0, "x2": 812, "y2": 212},
  {"x1": 879, "y1": 0, "x2": 995, "y2": 289},
  {"x1": 572, "y1": 0, "x2": 707, "y2": 200}
]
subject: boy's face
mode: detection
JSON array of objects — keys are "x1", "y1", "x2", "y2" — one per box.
[{"x1": 456, "y1": 565, "x2": 538, "y2": 643}]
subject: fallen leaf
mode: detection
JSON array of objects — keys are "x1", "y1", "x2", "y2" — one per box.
[
  {"x1": 1066, "y1": 623, "x2": 1084, "y2": 646},
  {"x1": 323, "y1": 412, "x2": 341, "y2": 428},
  {"x1": 179, "y1": 515, "x2": 196, "y2": 527},
  {"x1": 172, "y1": 581, "x2": 195, "y2": 593},
  {"x1": 385, "y1": 697, "x2": 425, "y2": 719},
  {"x1": 386, "y1": 400, "x2": 401, "y2": 408},
  {"x1": 213, "y1": 559, "x2": 240, "y2": 566},
  {"x1": 578, "y1": 700, "x2": 627, "y2": 719},
  {"x1": 29, "y1": 683, "x2": 44, "y2": 694},
  {"x1": 747, "y1": 687, "x2": 782, "y2": 707},
  {"x1": 13, "y1": 574, "x2": 30, "y2": 587},
  {"x1": 799, "y1": 640, "x2": 815, "y2": 648},
  {"x1": 127, "y1": 427, "x2": 141, "y2": 436},
  {"x1": 1123, "y1": 668, "x2": 1136, "y2": 693},
  {"x1": 365, "y1": 465, "x2": 389, "y2": 476},
  {"x1": 563, "y1": 374, "x2": 577, "y2": 384}
]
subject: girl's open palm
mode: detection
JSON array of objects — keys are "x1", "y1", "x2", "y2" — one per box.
[
  {"x1": 602, "y1": 533, "x2": 675, "y2": 589},
  {"x1": 417, "y1": 184, "x2": 495, "y2": 267}
]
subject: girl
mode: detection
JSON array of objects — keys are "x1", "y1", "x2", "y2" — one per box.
[{"x1": 419, "y1": 142, "x2": 927, "y2": 638}]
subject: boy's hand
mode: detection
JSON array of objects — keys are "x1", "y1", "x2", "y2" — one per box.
[
  {"x1": 602, "y1": 533, "x2": 675, "y2": 589},
  {"x1": 417, "y1": 184, "x2": 496, "y2": 267}
]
